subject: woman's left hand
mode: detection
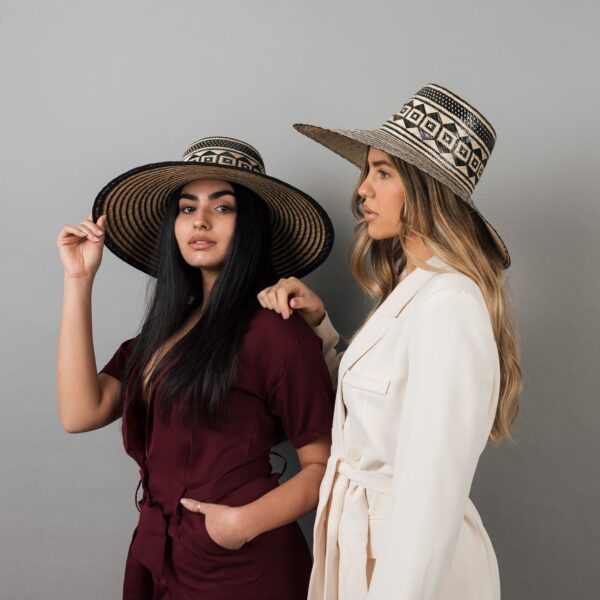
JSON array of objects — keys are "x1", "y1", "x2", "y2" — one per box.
[{"x1": 180, "y1": 498, "x2": 251, "y2": 550}]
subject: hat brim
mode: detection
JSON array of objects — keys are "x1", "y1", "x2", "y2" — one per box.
[
  {"x1": 294, "y1": 123, "x2": 510, "y2": 269},
  {"x1": 92, "y1": 161, "x2": 334, "y2": 278}
]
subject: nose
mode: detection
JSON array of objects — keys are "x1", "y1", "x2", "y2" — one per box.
[
  {"x1": 192, "y1": 205, "x2": 211, "y2": 230},
  {"x1": 357, "y1": 176, "x2": 374, "y2": 200}
]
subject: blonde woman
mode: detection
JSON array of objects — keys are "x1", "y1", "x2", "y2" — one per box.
[{"x1": 258, "y1": 84, "x2": 521, "y2": 600}]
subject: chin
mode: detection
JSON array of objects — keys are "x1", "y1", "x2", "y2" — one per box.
[
  {"x1": 180, "y1": 253, "x2": 224, "y2": 271},
  {"x1": 188, "y1": 260, "x2": 224, "y2": 271},
  {"x1": 366, "y1": 225, "x2": 398, "y2": 241}
]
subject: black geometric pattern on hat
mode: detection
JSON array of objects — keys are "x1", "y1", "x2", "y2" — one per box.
[
  {"x1": 416, "y1": 85, "x2": 496, "y2": 152},
  {"x1": 380, "y1": 84, "x2": 497, "y2": 198},
  {"x1": 182, "y1": 137, "x2": 265, "y2": 174}
]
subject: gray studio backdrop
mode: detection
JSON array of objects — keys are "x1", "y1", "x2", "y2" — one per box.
[{"x1": 1, "y1": 1, "x2": 598, "y2": 598}]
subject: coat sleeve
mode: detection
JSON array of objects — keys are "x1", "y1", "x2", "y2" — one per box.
[
  {"x1": 368, "y1": 287, "x2": 500, "y2": 600},
  {"x1": 312, "y1": 312, "x2": 343, "y2": 389}
]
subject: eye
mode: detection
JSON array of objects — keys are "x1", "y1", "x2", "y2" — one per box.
[
  {"x1": 215, "y1": 204, "x2": 235, "y2": 214},
  {"x1": 377, "y1": 169, "x2": 390, "y2": 179},
  {"x1": 179, "y1": 205, "x2": 195, "y2": 214}
]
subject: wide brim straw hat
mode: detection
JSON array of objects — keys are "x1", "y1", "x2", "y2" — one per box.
[
  {"x1": 294, "y1": 83, "x2": 510, "y2": 268},
  {"x1": 92, "y1": 136, "x2": 334, "y2": 278}
]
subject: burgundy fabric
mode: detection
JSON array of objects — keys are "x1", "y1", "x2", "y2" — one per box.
[{"x1": 100, "y1": 309, "x2": 334, "y2": 599}]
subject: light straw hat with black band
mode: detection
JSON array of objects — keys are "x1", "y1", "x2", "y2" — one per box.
[
  {"x1": 294, "y1": 83, "x2": 510, "y2": 268},
  {"x1": 92, "y1": 136, "x2": 334, "y2": 279}
]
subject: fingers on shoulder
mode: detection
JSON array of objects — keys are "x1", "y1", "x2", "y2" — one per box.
[{"x1": 258, "y1": 277, "x2": 299, "y2": 312}]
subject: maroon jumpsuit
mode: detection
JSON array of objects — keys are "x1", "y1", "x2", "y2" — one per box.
[{"x1": 100, "y1": 309, "x2": 335, "y2": 599}]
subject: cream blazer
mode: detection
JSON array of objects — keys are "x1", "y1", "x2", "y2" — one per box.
[{"x1": 309, "y1": 256, "x2": 501, "y2": 600}]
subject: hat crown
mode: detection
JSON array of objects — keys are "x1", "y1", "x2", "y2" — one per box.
[
  {"x1": 182, "y1": 136, "x2": 266, "y2": 175},
  {"x1": 380, "y1": 83, "x2": 496, "y2": 197}
]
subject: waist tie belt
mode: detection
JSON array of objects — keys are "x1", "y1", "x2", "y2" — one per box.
[
  {"x1": 321, "y1": 457, "x2": 392, "y2": 600},
  {"x1": 336, "y1": 460, "x2": 392, "y2": 494},
  {"x1": 131, "y1": 457, "x2": 273, "y2": 580}
]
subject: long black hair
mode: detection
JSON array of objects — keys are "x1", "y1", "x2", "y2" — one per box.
[{"x1": 119, "y1": 182, "x2": 277, "y2": 426}]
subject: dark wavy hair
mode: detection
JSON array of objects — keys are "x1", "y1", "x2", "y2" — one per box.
[{"x1": 119, "y1": 183, "x2": 276, "y2": 426}]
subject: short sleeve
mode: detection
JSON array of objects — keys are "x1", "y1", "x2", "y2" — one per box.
[
  {"x1": 267, "y1": 322, "x2": 335, "y2": 448},
  {"x1": 99, "y1": 337, "x2": 137, "y2": 381}
]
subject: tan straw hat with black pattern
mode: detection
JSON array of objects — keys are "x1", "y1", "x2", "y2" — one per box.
[
  {"x1": 92, "y1": 136, "x2": 334, "y2": 278},
  {"x1": 295, "y1": 83, "x2": 509, "y2": 268}
]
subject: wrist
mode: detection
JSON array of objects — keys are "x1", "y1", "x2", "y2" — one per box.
[
  {"x1": 63, "y1": 274, "x2": 95, "y2": 299},
  {"x1": 235, "y1": 504, "x2": 261, "y2": 542},
  {"x1": 64, "y1": 273, "x2": 95, "y2": 286},
  {"x1": 311, "y1": 309, "x2": 326, "y2": 328}
]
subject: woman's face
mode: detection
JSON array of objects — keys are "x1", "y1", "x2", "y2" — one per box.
[
  {"x1": 357, "y1": 147, "x2": 406, "y2": 240},
  {"x1": 174, "y1": 179, "x2": 237, "y2": 272}
]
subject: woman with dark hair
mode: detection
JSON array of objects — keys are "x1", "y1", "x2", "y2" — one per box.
[
  {"x1": 259, "y1": 85, "x2": 522, "y2": 599},
  {"x1": 56, "y1": 137, "x2": 335, "y2": 599}
]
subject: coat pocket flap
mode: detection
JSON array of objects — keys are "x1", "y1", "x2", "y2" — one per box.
[{"x1": 342, "y1": 369, "x2": 390, "y2": 395}]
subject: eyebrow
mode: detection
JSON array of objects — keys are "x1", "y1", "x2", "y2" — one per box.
[
  {"x1": 179, "y1": 190, "x2": 236, "y2": 201},
  {"x1": 370, "y1": 160, "x2": 394, "y2": 168}
]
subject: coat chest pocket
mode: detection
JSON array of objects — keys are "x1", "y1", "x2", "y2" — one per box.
[{"x1": 342, "y1": 369, "x2": 390, "y2": 396}]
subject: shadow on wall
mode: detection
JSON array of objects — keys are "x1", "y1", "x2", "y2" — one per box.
[{"x1": 472, "y1": 162, "x2": 600, "y2": 600}]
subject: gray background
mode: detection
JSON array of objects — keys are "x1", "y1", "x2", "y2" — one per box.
[{"x1": 1, "y1": 0, "x2": 598, "y2": 598}]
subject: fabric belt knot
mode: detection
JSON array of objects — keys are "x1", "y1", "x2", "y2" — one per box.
[
  {"x1": 131, "y1": 499, "x2": 171, "y2": 580},
  {"x1": 130, "y1": 464, "x2": 184, "y2": 582}
]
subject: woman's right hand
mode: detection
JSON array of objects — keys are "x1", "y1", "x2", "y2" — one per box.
[
  {"x1": 57, "y1": 214, "x2": 107, "y2": 279},
  {"x1": 257, "y1": 277, "x2": 325, "y2": 327}
]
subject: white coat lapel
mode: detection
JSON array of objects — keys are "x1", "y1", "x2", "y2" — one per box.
[{"x1": 339, "y1": 256, "x2": 448, "y2": 374}]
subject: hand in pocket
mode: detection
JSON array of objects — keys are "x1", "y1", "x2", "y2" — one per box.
[{"x1": 180, "y1": 498, "x2": 249, "y2": 550}]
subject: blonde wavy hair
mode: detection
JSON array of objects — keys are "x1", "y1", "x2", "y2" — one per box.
[{"x1": 350, "y1": 154, "x2": 522, "y2": 443}]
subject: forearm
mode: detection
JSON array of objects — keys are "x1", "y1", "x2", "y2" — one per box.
[
  {"x1": 312, "y1": 312, "x2": 342, "y2": 388},
  {"x1": 56, "y1": 275, "x2": 103, "y2": 431},
  {"x1": 241, "y1": 462, "x2": 326, "y2": 540}
]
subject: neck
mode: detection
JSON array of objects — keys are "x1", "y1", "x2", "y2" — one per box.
[
  {"x1": 201, "y1": 269, "x2": 220, "y2": 303},
  {"x1": 404, "y1": 236, "x2": 434, "y2": 275}
]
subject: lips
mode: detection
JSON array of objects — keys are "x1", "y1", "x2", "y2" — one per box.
[
  {"x1": 362, "y1": 204, "x2": 378, "y2": 222},
  {"x1": 188, "y1": 237, "x2": 216, "y2": 250}
]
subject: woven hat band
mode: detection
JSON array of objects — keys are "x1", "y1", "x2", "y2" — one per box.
[
  {"x1": 182, "y1": 136, "x2": 265, "y2": 174},
  {"x1": 379, "y1": 84, "x2": 497, "y2": 199}
]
